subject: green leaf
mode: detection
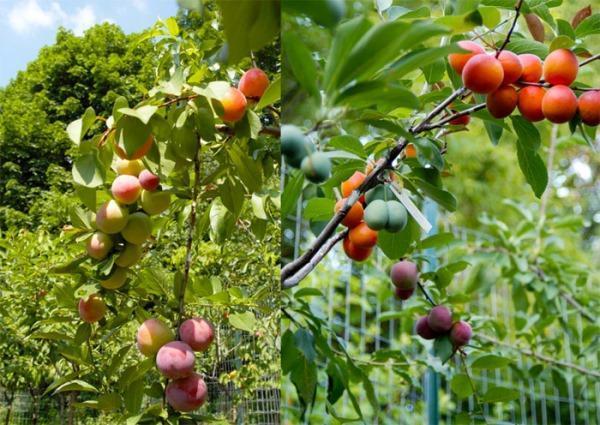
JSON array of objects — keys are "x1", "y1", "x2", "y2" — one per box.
[
  {"x1": 575, "y1": 14, "x2": 600, "y2": 38},
  {"x1": 479, "y1": 6, "x2": 501, "y2": 28},
  {"x1": 556, "y1": 19, "x2": 575, "y2": 38},
  {"x1": 115, "y1": 115, "x2": 152, "y2": 159},
  {"x1": 387, "y1": 45, "x2": 463, "y2": 80},
  {"x1": 118, "y1": 105, "x2": 158, "y2": 125},
  {"x1": 251, "y1": 194, "x2": 268, "y2": 219},
  {"x1": 327, "y1": 135, "x2": 366, "y2": 158},
  {"x1": 421, "y1": 59, "x2": 446, "y2": 84},
  {"x1": 72, "y1": 153, "x2": 105, "y2": 188},
  {"x1": 549, "y1": 35, "x2": 574, "y2": 52},
  {"x1": 112, "y1": 97, "x2": 128, "y2": 122},
  {"x1": 282, "y1": 170, "x2": 304, "y2": 218},
  {"x1": 124, "y1": 380, "x2": 144, "y2": 414},
  {"x1": 220, "y1": 177, "x2": 245, "y2": 217},
  {"x1": 510, "y1": 116, "x2": 541, "y2": 150},
  {"x1": 294, "y1": 329, "x2": 317, "y2": 362},
  {"x1": 228, "y1": 311, "x2": 256, "y2": 332},
  {"x1": 516, "y1": 141, "x2": 548, "y2": 198},
  {"x1": 334, "y1": 81, "x2": 420, "y2": 110},
  {"x1": 255, "y1": 77, "x2": 281, "y2": 110},
  {"x1": 411, "y1": 178, "x2": 457, "y2": 211},
  {"x1": 164, "y1": 17, "x2": 180, "y2": 36},
  {"x1": 294, "y1": 288, "x2": 324, "y2": 298},
  {"x1": 75, "y1": 185, "x2": 97, "y2": 211},
  {"x1": 304, "y1": 198, "x2": 335, "y2": 221},
  {"x1": 436, "y1": 11, "x2": 483, "y2": 33},
  {"x1": 450, "y1": 374, "x2": 474, "y2": 398},
  {"x1": 284, "y1": 33, "x2": 320, "y2": 99},
  {"x1": 67, "y1": 107, "x2": 96, "y2": 145},
  {"x1": 413, "y1": 138, "x2": 444, "y2": 171},
  {"x1": 377, "y1": 219, "x2": 419, "y2": 260},
  {"x1": 228, "y1": 144, "x2": 262, "y2": 193},
  {"x1": 471, "y1": 354, "x2": 513, "y2": 369},
  {"x1": 456, "y1": 0, "x2": 480, "y2": 14},
  {"x1": 505, "y1": 38, "x2": 549, "y2": 58},
  {"x1": 336, "y1": 21, "x2": 449, "y2": 88},
  {"x1": 209, "y1": 199, "x2": 232, "y2": 244},
  {"x1": 433, "y1": 336, "x2": 454, "y2": 362},
  {"x1": 418, "y1": 232, "x2": 455, "y2": 249},
  {"x1": 323, "y1": 17, "x2": 372, "y2": 93},
  {"x1": 285, "y1": 0, "x2": 346, "y2": 27},
  {"x1": 53, "y1": 380, "x2": 98, "y2": 395},
  {"x1": 481, "y1": 386, "x2": 520, "y2": 403},
  {"x1": 218, "y1": 0, "x2": 279, "y2": 63}
]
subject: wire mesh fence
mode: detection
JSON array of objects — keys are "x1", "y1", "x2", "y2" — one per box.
[
  {"x1": 0, "y1": 324, "x2": 280, "y2": 425},
  {"x1": 282, "y1": 210, "x2": 599, "y2": 424}
]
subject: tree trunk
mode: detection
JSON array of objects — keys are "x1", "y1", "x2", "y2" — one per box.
[
  {"x1": 4, "y1": 391, "x2": 14, "y2": 425},
  {"x1": 67, "y1": 392, "x2": 76, "y2": 425}
]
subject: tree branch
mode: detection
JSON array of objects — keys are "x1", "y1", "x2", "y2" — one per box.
[
  {"x1": 421, "y1": 103, "x2": 486, "y2": 131},
  {"x1": 580, "y1": 53, "x2": 600, "y2": 67},
  {"x1": 476, "y1": 333, "x2": 600, "y2": 378},
  {"x1": 495, "y1": 0, "x2": 524, "y2": 57}
]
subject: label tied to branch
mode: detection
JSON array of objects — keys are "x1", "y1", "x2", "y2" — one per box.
[{"x1": 389, "y1": 183, "x2": 432, "y2": 233}]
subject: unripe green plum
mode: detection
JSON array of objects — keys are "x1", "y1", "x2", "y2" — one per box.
[
  {"x1": 96, "y1": 200, "x2": 129, "y2": 234},
  {"x1": 281, "y1": 125, "x2": 314, "y2": 168},
  {"x1": 78, "y1": 294, "x2": 106, "y2": 323},
  {"x1": 301, "y1": 152, "x2": 331, "y2": 183},
  {"x1": 365, "y1": 184, "x2": 394, "y2": 204},
  {"x1": 165, "y1": 373, "x2": 208, "y2": 412},
  {"x1": 386, "y1": 200, "x2": 407, "y2": 232},
  {"x1": 136, "y1": 318, "x2": 175, "y2": 356},
  {"x1": 100, "y1": 267, "x2": 129, "y2": 290},
  {"x1": 86, "y1": 232, "x2": 113, "y2": 260},
  {"x1": 115, "y1": 158, "x2": 144, "y2": 176},
  {"x1": 450, "y1": 320, "x2": 472, "y2": 347},
  {"x1": 121, "y1": 212, "x2": 152, "y2": 244},
  {"x1": 141, "y1": 190, "x2": 171, "y2": 215},
  {"x1": 427, "y1": 305, "x2": 452, "y2": 333},
  {"x1": 115, "y1": 243, "x2": 143, "y2": 267},
  {"x1": 390, "y1": 260, "x2": 418, "y2": 290},
  {"x1": 179, "y1": 317, "x2": 215, "y2": 352},
  {"x1": 363, "y1": 199, "x2": 388, "y2": 230},
  {"x1": 156, "y1": 341, "x2": 195, "y2": 379}
]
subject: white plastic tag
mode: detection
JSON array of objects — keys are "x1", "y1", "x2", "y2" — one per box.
[{"x1": 389, "y1": 183, "x2": 432, "y2": 233}]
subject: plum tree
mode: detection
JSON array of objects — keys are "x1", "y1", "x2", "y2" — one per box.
[
  {"x1": 334, "y1": 198, "x2": 363, "y2": 228},
  {"x1": 238, "y1": 68, "x2": 269, "y2": 99},
  {"x1": 100, "y1": 267, "x2": 129, "y2": 290},
  {"x1": 415, "y1": 316, "x2": 437, "y2": 340},
  {"x1": 140, "y1": 190, "x2": 171, "y2": 215},
  {"x1": 448, "y1": 40, "x2": 485, "y2": 75},
  {"x1": 497, "y1": 50, "x2": 523, "y2": 84},
  {"x1": 165, "y1": 373, "x2": 208, "y2": 412},
  {"x1": 116, "y1": 134, "x2": 154, "y2": 160},
  {"x1": 450, "y1": 321, "x2": 472, "y2": 347},
  {"x1": 518, "y1": 53, "x2": 543, "y2": 82},
  {"x1": 486, "y1": 85, "x2": 518, "y2": 119},
  {"x1": 342, "y1": 236, "x2": 372, "y2": 261},
  {"x1": 78, "y1": 294, "x2": 106, "y2": 323},
  {"x1": 386, "y1": 200, "x2": 407, "y2": 232},
  {"x1": 390, "y1": 260, "x2": 418, "y2": 290},
  {"x1": 86, "y1": 231, "x2": 113, "y2": 260},
  {"x1": 348, "y1": 222, "x2": 378, "y2": 248},
  {"x1": 517, "y1": 86, "x2": 546, "y2": 122},
  {"x1": 111, "y1": 175, "x2": 142, "y2": 205},
  {"x1": 136, "y1": 318, "x2": 175, "y2": 357},
  {"x1": 219, "y1": 86, "x2": 247, "y2": 122},
  {"x1": 115, "y1": 243, "x2": 143, "y2": 267},
  {"x1": 364, "y1": 199, "x2": 388, "y2": 230},
  {"x1": 121, "y1": 212, "x2": 152, "y2": 245},
  {"x1": 138, "y1": 170, "x2": 160, "y2": 191},
  {"x1": 462, "y1": 54, "x2": 504, "y2": 94},
  {"x1": 96, "y1": 200, "x2": 129, "y2": 234},
  {"x1": 578, "y1": 90, "x2": 600, "y2": 126},
  {"x1": 301, "y1": 152, "x2": 331, "y2": 183},
  {"x1": 542, "y1": 85, "x2": 577, "y2": 123},
  {"x1": 179, "y1": 318, "x2": 215, "y2": 352},
  {"x1": 543, "y1": 48, "x2": 578, "y2": 86},
  {"x1": 427, "y1": 305, "x2": 453, "y2": 333},
  {"x1": 115, "y1": 158, "x2": 144, "y2": 176},
  {"x1": 156, "y1": 341, "x2": 196, "y2": 379},
  {"x1": 281, "y1": 125, "x2": 315, "y2": 168}
]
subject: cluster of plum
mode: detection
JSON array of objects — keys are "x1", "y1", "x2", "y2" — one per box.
[
  {"x1": 79, "y1": 152, "x2": 171, "y2": 323},
  {"x1": 336, "y1": 168, "x2": 408, "y2": 262},
  {"x1": 281, "y1": 125, "x2": 332, "y2": 183},
  {"x1": 415, "y1": 305, "x2": 472, "y2": 349},
  {"x1": 219, "y1": 67, "x2": 270, "y2": 122},
  {"x1": 449, "y1": 42, "x2": 600, "y2": 125},
  {"x1": 136, "y1": 317, "x2": 215, "y2": 411}
]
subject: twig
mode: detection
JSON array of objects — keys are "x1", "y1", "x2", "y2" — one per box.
[
  {"x1": 460, "y1": 351, "x2": 489, "y2": 424},
  {"x1": 176, "y1": 136, "x2": 201, "y2": 334},
  {"x1": 495, "y1": 0, "x2": 524, "y2": 57},
  {"x1": 417, "y1": 281, "x2": 437, "y2": 306},
  {"x1": 580, "y1": 53, "x2": 600, "y2": 67},
  {"x1": 281, "y1": 230, "x2": 348, "y2": 289},
  {"x1": 560, "y1": 291, "x2": 594, "y2": 322},
  {"x1": 476, "y1": 333, "x2": 600, "y2": 378},
  {"x1": 421, "y1": 103, "x2": 486, "y2": 131}
]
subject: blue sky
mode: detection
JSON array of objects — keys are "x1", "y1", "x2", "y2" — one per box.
[{"x1": 0, "y1": 0, "x2": 179, "y2": 86}]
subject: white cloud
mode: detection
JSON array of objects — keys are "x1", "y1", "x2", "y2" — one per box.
[{"x1": 8, "y1": 0, "x2": 98, "y2": 36}]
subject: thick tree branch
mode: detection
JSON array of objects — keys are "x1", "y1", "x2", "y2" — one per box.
[{"x1": 476, "y1": 333, "x2": 600, "y2": 378}]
